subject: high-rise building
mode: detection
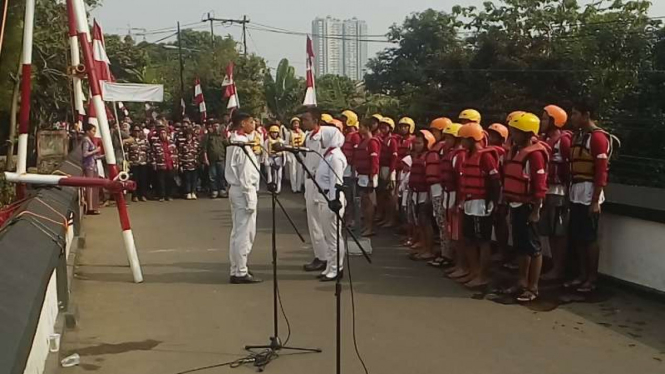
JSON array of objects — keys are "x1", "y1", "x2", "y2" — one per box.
[{"x1": 311, "y1": 16, "x2": 368, "y2": 81}]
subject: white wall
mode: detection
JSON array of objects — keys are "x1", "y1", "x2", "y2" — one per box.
[
  {"x1": 599, "y1": 213, "x2": 665, "y2": 293},
  {"x1": 22, "y1": 271, "x2": 58, "y2": 374}
]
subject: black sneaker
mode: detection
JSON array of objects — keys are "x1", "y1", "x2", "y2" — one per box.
[
  {"x1": 303, "y1": 258, "x2": 327, "y2": 272},
  {"x1": 230, "y1": 274, "x2": 263, "y2": 284}
]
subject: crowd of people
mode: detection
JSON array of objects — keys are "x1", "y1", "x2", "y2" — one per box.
[{"x1": 293, "y1": 102, "x2": 613, "y2": 301}]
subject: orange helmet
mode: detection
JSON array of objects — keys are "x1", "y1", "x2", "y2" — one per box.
[
  {"x1": 419, "y1": 129, "x2": 436, "y2": 149},
  {"x1": 430, "y1": 117, "x2": 453, "y2": 131},
  {"x1": 488, "y1": 123, "x2": 509, "y2": 140},
  {"x1": 506, "y1": 111, "x2": 525, "y2": 124},
  {"x1": 544, "y1": 105, "x2": 568, "y2": 128},
  {"x1": 458, "y1": 123, "x2": 484, "y2": 142}
]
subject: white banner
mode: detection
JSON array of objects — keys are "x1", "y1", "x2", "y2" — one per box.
[{"x1": 101, "y1": 82, "x2": 164, "y2": 102}]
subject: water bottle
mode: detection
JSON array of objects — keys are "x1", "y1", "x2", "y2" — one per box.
[{"x1": 61, "y1": 353, "x2": 80, "y2": 368}]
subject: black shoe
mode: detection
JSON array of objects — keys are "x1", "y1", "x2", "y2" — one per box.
[
  {"x1": 230, "y1": 274, "x2": 263, "y2": 284},
  {"x1": 316, "y1": 273, "x2": 327, "y2": 280},
  {"x1": 303, "y1": 258, "x2": 327, "y2": 272},
  {"x1": 320, "y1": 271, "x2": 343, "y2": 282}
]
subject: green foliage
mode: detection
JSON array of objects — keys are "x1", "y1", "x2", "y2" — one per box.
[
  {"x1": 365, "y1": 0, "x2": 665, "y2": 187},
  {"x1": 263, "y1": 59, "x2": 304, "y2": 122}
]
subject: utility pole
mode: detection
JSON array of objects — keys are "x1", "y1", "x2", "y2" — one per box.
[
  {"x1": 205, "y1": 12, "x2": 214, "y2": 49},
  {"x1": 200, "y1": 15, "x2": 250, "y2": 56},
  {"x1": 177, "y1": 22, "x2": 185, "y2": 96}
]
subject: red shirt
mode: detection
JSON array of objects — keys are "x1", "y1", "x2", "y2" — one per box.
[
  {"x1": 589, "y1": 131, "x2": 610, "y2": 187},
  {"x1": 162, "y1": 140, "x2": 174, "y2": 170},
  {"x1": 526, "y1": 149, "x2": 548, "y2": 199},
  {"x1": 479, "y1": 151, "x2": 501, "y2": 181},
  {"x1": 366, "y1": 136, "x2": 381, "y2": 176}
]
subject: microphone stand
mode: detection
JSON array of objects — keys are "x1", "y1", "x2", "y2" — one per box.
[
  {"x1": 292, "y1": 150, "x2": 371, "y2": 374},
  {"x1": 234, "y1": 144, "x2": 321, "y2": 370}
]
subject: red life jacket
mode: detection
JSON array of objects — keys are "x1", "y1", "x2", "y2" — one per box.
[
  {"x1": 379, "y1": 133, "x2": 398, "y2": 167},
  {"x1": 342, "y1": 131, "x2": 361, "y2": 166},
  {"x1": 441, "y1": 147, "x2": 466, "y2": 192},
  {"x1": 503, "y1": 142, "x2": 550, "y2": 203},
  {"x1": 397, "y1": 135, "x2": 413, "y2": 160},
  {"x1": 354, "y1": 137, "x2": 381, "y2": 175},
  {"x1": 425, "y1": 142, "x2": 448, "y2": 185},
  {"x1": 543, "y1": 130, "x2": 572, "y2": 185},
  {"x1": 409, "y1": 153, "x2": 428, "y2": 192},
  {"x1": 460, "y1": 147, "x2": 499, "y2": 200}
]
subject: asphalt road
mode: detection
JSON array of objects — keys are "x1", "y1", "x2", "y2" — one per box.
[{"x1": 58, "y1": 193, "x2": 665, "y2": 374}]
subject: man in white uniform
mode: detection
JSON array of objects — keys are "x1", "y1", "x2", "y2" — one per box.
[
  {"x1": 315, "y1": 127, "x2": 348, "y2": 281},
  {"x1": 225, "y1": 112, "x2": 262, "y2": 284},
  {"x1": 300, "y1": 108, "x2": 327, "y2": 272}
]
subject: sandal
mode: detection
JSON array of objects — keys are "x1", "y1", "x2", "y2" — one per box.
[
  {"x1": 576, "y1": 283, "x2": 597, "y2": 293},
  {"x1": 516, "y1": 289, "x2": 539, "y2": 302},
  {"x1": 563, "y1": 279, "x2": 584, "y2": 289},
  {"x1": 500, "y1": 285, "x2": 524, "y2": 295}
]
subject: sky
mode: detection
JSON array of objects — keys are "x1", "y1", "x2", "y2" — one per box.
[{"x1": 92, "y1": 0, "x2": 665, "y2": 75}]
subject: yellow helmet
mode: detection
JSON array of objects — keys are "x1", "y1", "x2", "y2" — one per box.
[
  {"x1": 290, "y1": 117, "x2": 300, "y2": 124},
  {"x1": 443, "y1": 123, "x2": 463, "y2": 137},
  {"x1": 341, "y1": 110, "x2": 359, "y2": 127},
  {"x1": 269, "y1": 125, "x2": 280, "y2": 133},
  {"x1": 371, "y1": 114, "x2": 383, "y2": 122},
  {"x1": 321, "y1": 113, "x2": 333, "y2": 124},
  {"x1": 509, "y1": 112, "x2": 541, "y2": 135},
  {"x1": 398, "y1": 117, "x2": 416, "y2": 134},
  {"x1": 380, "y1": 116, "x2": 395, "y2": 130},
  {"x1": 459, "y1": 109, "x2": 481, "y2": 123}
]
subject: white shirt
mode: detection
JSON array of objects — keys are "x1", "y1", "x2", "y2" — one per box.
[
  {"x1": 304, "y1": 128, "x2": 324, "y2": 174},
  {"x1": 315, "y1": 148, "x2": 348, "y2": 203},
  {"x1": 225, "y1": 131, "x2": 260, "y2": 209}
]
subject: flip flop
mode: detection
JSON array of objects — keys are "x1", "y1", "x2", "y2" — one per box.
[
  {"x1": 576, "y1": 284, "x2": 597, "y2": 293},
  {"x1": 563, "y1": 279, "x2": 584, "y2": 289},
  {"x1": 516, "y1": 290, "x2": 539, "y2": 302}
]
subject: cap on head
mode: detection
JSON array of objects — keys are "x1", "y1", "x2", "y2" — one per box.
[
  {"x1": 430, "y1": 117, "x2": 453, "y2": 131},
  {"x1": 544, "y1": 105, "x2": 568, "y2": 128},
  {"x1": 458, "y1": 122, "x2": 484, "y2": 141},
  {"x1": 398, "y1": 117, "x2": 415, "y2": 134},
  {"x1": 509, "y1": 112, "x2": 541, "y2": 135},
  {"x1": 341, "y1": 110, "x2": 359, "y2": 127},
  {"x1": 442, "y1": 123, "x2": 463, "y2": 137},
  {"x1": 380, "y1": 117, "x2": 395, "y2": 131},
  {"x1": 488, "y1": 123, "x2": 509, "y2": 140},
  {"x1": 459, "y1": 109, "x2": 481, "y2": 123}
]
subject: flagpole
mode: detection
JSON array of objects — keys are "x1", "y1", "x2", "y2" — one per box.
[
  {"x1": 66, "y1": 0, "x2": 85, "y2": 132},
  {"x1": 16, "y1": 0, "x2": 36, "y2": 198},
  {"x1": 70, "y1": 0, "x2": 143, "y2": 283}
]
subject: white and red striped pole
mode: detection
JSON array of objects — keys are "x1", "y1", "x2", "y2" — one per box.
[
  {"x1": 66, "y1": 0, "x2": 85, "y2": 131},
  {"x1": 4, "y1": 171, "x2": 135, "y2": 192},
  {"x1": 16, "y1": 0, "x2": 36, "y2": 198},
  {"x1": 70, "y1": 0, "x2": 143, "y2": 283}
]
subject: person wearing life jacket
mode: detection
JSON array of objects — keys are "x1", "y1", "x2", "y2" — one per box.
[
  {"x1": 396, "y1": 117, "x2": 415, "y2": 170},
  {"x1": 424, "y1": 117, "x2": 453, "y2": 263},
  {"x1": 503, "y1": 112, "x2": 549, "y2": 302},
  {"x1": 566, "y1": 99, "x2": 612, "y2": 293},
  {"x1": 377, "y1": 117, "x2": 399, "y2": 228},
  {"x1": 538, "y1": 104, "x2": 572, "y2": 281},
  {"x1": 456, "y1": 120, "x2": 501, "y2": 288},
  {"x1": 369, "y1": 114, "x2": 383, "y2": 136},
  {"x1": 340, "y1": 110, "x2": 361, "y2": 227},
  {"x1": 354, "y1": 117, "x2": 382, "y2": 237},
  {"x1": 439, "y1": 123, "x2": 471, "y2": 279},
  {"x1": 487, "y1": 123, "x2": 511, "y2": 265},
  {"x1": 301, "y1": 107, "x2": 328, "y2": 272},
  {"x1": 264, "y1": 125, "x2": 286, "y2": 194},
  {"x1": 407, "y1": 129, "x2": 436, "y2": 260},
  {"x1": 287, "y1": 117, "x2": 306, "y2": 193}
]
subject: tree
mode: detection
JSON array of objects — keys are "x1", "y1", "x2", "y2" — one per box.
[
  {"x1": 316, "y1": 74, "x2": 360, "y2": 114},
  {"x1": 263, "y1": 59, "x2": 304, "y2": 122}
]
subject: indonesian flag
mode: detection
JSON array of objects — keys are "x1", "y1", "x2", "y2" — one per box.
[
  {"x1": 303, "y1": 36, "x2": 317, "y2": 106},
  {"x1": 194, "y1": 78, "x2": 207, "y2": 123},
  {"x1": 222, "y1": 62, "x2": 240, "y2": 109},
  {"x1": 92, "y1": 20, "x2": 113, "y2": 83}
]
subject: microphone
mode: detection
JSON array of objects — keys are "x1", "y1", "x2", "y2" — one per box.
[
  {"x1": 273, "y1": 143, "x2": 313, "y2": 153},
  {"x1": 227, "y1": 140, "x2": 253, "y2": 147}
]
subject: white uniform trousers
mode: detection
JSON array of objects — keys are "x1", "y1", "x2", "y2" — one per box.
[
  {"x1": 318, "y1": 196, "x2": 346, "y2": 276},
  {"x1": 305, "y1": 179, "x2": 327, "y2": 261},
  {"x1": 287, "y1": 153, "x2": 305, "y2": 192},
  {"x1": 229, "y1": 187, "x2": 257, "y2": 277}
]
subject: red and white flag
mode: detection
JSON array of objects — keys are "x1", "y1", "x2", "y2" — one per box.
[
  {"x1": 303, "y1": 36, "x2": 317, "y2": 106},
  {"x1": 222, "y1": 62, "x2": 240, "y2": 109},
  {"x1": 194, "y1": 78, "x2": 207, "y2": 123},
  {"x1": 92, "y1": 20, "x2": 113, "y2": 83}
]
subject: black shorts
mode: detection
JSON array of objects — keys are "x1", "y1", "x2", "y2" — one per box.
[
  {"x1": 569, "y1": 203, "x2": 600, "y2": 245},
  {"x1": 510, "y1": 204, "x2": 542, "y2": 257},
  {"x1": 463, "y1": 214, "x2": 493, "y2": 243},
  {"x1": 538, "y1": 194, "x2": 569, "y2": 237}
]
